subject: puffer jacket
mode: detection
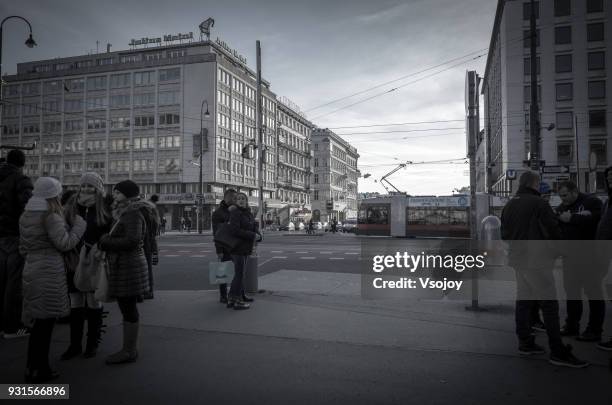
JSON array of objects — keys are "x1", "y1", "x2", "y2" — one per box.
[
  {"x1": 98, "y1": 200, "x2": 150, "y2": 298},
  {"x1": 228, "y1": 205, "x2": 259, "y2": 256},
  {"x1": 19, "y1": 210, "x2": 86, "y2": 326}
]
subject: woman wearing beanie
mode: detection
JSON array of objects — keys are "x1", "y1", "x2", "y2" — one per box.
[
  {"x1": 98, "y1": 180, "x2": 154, "y2": 364},
  {"x1": 226, "y1": 192, "x2": 261, "y2": 310},
  {"x1": 20, "y1": 177, "x2": 86, "y2": 382},
  {"x1": 61, "y1": 173, "x2": 113, "y2": 360}
]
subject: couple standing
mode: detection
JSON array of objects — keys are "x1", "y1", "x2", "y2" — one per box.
[{"x1": 212, "y1": 189, "x2": 261, "y2": 310}]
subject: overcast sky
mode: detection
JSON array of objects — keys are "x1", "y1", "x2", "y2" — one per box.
[{"x1": 1, "y1": 0, "x2": 498, "y2": 195}]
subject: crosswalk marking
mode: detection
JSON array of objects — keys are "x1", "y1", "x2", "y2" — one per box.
[
  {"x1": 272, "y1": 256, "x2": 288, "y2": 259},
  {"x1": 296, "y1": 251, "x2": 309, "y2": 254},
  {"x1": 271, "y1": 250, "x2": 284, "y2": 253},
  {"x1": 190, "y1": 255, "x2": 207, "y2": 257},
  {"x1": 344, "y1": 252, "x2": 359, "y2": 255},
  {"x1": 178, "y1": 250, "x2": 191, "y2": 253},
  {"x1": 329, "y1": 257, "x2": 344, "y2": 260},
  {"x1": 299, "y1": 257, "x2": 316, "y2": 260},
  {"x1": 320, "y1": 252, "x2": 333, "y2": 254},
  {"x1": 165, "y1": 255, "x2": 180, "y2": 257}
]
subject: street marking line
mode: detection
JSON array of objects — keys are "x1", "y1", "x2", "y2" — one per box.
[
  {"x1": 271, "y1": 250, "x2": 284, "y2": 253},
  {"x1": 329, "y1": 257, "x2": 345, "y2": 260},
  {"x1": 178, "y1": 250, "x2": 191, "y2": 253},
  {"x1": 299, "y1": 257, "x2": 316, "y2": 260},
  {"x1": 272, "y1": 256, "x2": 288, "y2": 259},
  {"x1": 344, "y1": 252, "x2": 359, "y2": 255},
  {"x1": 200, "y1": 250, "x2": 212, "y2": 253},
  {"x1": 296, "y1": 251, "x2": 309, "y2": 254},
  {"x1": 258, "y1": 258, "x2": 275, "y2": 267},
  {"x1": 164, "y1": 255, "x2": 180, "y2": 257},
  {"x1": 159, "y1": 250, "x2": 169, "y2": 253},
  {"x1": 190, "y1": 255, "x2": 207, "y2": 258},
  {"x1": 320, "y1": 252, "x2": 333, "y2": 254}
]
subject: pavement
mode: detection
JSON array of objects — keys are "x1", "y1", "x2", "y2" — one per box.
[{"x1": 1, "y1": 235, "x2": 611, "y2": 404}]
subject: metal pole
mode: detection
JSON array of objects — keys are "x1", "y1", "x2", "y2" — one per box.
[
  {"x1": 256, "y1": 41, "x2": 264, "y2": 230},
  {"x1": 529, "y1": 0, "x2": 540, "y2": 171},
  {"x1": 198, "y1": 100, "x2": 204, "y2": 234},
  {"x1": 574, "y1": 115, "x2": 580, "y2": 191}
]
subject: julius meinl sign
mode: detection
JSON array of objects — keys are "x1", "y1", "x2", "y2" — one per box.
[{"x1": 129, "y1": 32, "x2": 194, "y2": 47}]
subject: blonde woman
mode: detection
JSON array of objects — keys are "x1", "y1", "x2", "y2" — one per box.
[
  {"x1": 61, "y1": 173, "x2": 113, "y2": 360},
  {"x1": 20, "y1": 177, "x2": 86, "y2": 382}
]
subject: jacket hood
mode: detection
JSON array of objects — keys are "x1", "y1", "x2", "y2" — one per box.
[
  {"x1": 0, "y1": 163, "x2": 21, "y2": 182},
  {"x1": 516, "y1": 185, "x2": 540, "y2": 196},
  {"x1": 123, "y1": 199, "x2": 156, "y2": 215}
]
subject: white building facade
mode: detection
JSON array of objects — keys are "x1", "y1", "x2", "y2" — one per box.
[
  {"x1": 482, "y1": 0, "x2": 610, "y2": 195},
  {"x1": 1, "y1": 33, "x2": 278, "y2": 229}
]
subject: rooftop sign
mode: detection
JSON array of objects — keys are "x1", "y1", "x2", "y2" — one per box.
[
  {"x1": 215, "y1": 37, "x2": 247, "y2": 65},
  {"x1": 129, "y1": 32, "x2": 194, "y2": 47}
]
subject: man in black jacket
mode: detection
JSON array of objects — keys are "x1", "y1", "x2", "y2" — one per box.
[
  {"x1": 212, "y1": 189, "x2": 237, "y2": 303},
  {"x1": 0, "y1": 150, "x2": 33, "y2": 339},
  {"x1": 556, "y1": 181, "x2": 604, "y2": 341},
  {"x1": 501, "y1": 171, "x2": 588, "y2": 368}
]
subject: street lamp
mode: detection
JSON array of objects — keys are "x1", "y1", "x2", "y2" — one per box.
[
  {"x1": 0, "y1": 16, "x2": 37, "y2": 88},
  {"x1": 198, "y1": 99, "x2": 210, "y2": 234}
]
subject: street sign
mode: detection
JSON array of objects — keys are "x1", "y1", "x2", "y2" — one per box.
[
  {"x1": 506, "y1": 169, "x2": 517, "y2": 180},
  {"x1": 540, "y1": 165, "x2": 570, "y2": 174},
  {"x1": 326, "y1": 200, "x2": 334, "y2": 211}
]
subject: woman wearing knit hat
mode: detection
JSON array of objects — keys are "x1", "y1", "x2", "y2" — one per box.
[
  {"x1": 99, "y1": 179, "x2": 157, "y2": 364},
  {"x1": 20, "y1": 177, "x2": 86, "y2": 382},
  {"x1": 61, "y1": 172, "x2": 113, "y2": 360}
]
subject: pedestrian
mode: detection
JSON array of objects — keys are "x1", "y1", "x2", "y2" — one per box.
[
  {"x1": 0, "y1": 150, "x2": 34, "y2": 339},
  {"x1": 60, "y1": 173, "x2": 113, "y2": 360},
  {"x1": 212, "y1": 189, "x2": 237, "y2": 303},
  {"x1": 98, "y1": 180, "x2": 151, "y2": 364},
  {"x1": 186, "y1": 217, "x2": 192, "y2": 233},
  {"x1": 596, "y1": 167, "x2": 612, "y2": 360},
  {"x1": 149, "y1": 194, "x2": 161, "y2": 236},
  {"x1": 160, "y1": 216, "x2": 167, "y2": 235},
  {"x1": 555, "y1": 181, "x2": 604, "y2": 342},
  {"x1": 501, "y1": 170, "x2": 588, "y2": 368},
  {"x1": 227, "y1": 192, "x2": 261, "y2": 310},
  {"x1": 308, "y1": 219, "x2": 314, "y2": 235},
  {"x1": 180, "y1": 217, "x2": 185, "y2": 233},
  {"x1": 20, "y1": 177, "x2": 86, "y2": 382}
]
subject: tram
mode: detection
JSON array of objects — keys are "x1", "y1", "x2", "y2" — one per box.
[{"x1": 357, "y1": 194, "x2": 507, "y2": 238}]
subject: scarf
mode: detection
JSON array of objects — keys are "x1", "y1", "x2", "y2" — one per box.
[{"x1": 78, "y1": 192, "x2": 96, "y2": 207}]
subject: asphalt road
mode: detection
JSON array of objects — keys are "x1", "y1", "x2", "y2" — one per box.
[{"x1": 155, "y1": 232, "x2": 363, "y2": 290}]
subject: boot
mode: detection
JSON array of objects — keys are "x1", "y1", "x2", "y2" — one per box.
[
  {"x1": 61, "y1": 308, "x2": 85, "y2": 360},
  {"x1": 83, "y1": 308, "x2": 104, "y2": 358},
  {"x1": 106, "y1": 322, "x2": 139, "y2": 365}
]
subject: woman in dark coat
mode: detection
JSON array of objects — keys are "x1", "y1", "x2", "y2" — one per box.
[
  {"x1": 98, "y1": 180, "x2": 152, "y2": 364},
  {"x1": 61, "y1": 172, "x2": 112, "y2": 360},
  {"x1": 596, "y1": 166, "x2": 612, "y2": 368},
  {"x1": 227, "y1": 192, "x2": 261, "y2": 310}
]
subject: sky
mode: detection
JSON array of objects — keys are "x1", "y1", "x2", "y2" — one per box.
[{"x1": 1, "y1": 0, "x2": 499, "y2": 195}]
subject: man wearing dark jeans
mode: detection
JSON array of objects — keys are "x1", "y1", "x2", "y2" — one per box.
[
  {"x1": 556, "y1": 181, "x2": 604, "y2": 341},
  {"x1": 0, "y1": 150, "x2": 33, "y2": 339},
  {"x1": 501, "y1": 171, "x2": 588, "y2": 368}
]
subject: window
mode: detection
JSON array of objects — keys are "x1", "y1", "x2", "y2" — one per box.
[
  {"x1": 110, "y1": 94, "x2": 131, "y2": 107},
  {"x1": 588, "y1": 51, "x2": 605, "y2": 71},
  {"x1": 134, "y1": 92, "x2": 155, "y2": 106},
  {"x1": 87, "y1": 96, "x2": 107, "y2": 110},
  {"x1": 65, "y1": 119, "x2": 83, "y2": 132},
  {"x1": 557, "y1": 141, "x2": 573, "y2": 164},
  {"x1": 134, "y1": 115, "x2": 155, "y2": 127},
  {"x1": 159, "y1": 68, "x2": 180, "y2": 81},
  {"x1": 87, "y1": 76, "x2": 106, "y2": 91},
  {"x1": 555, "y1": 54, "x2": 572, "y2": 73},
  {"x1": 23, "y1": 83, "x2": 41, "y2": 95},
  {"x1": 144, "y1": 52, "x2": 163, "y2": 61},
  {"x1": 159, "y1": 113, "x2": 180, "y2": 125},
  {"x1": 134, "y1": 71, "x2": 155, "y2": 85},
  {"x1": 587, "y1": 23, "x2": 604, "y2": 42},
  {"x1": 97, "y1": 58, "x2": 113, "y2": 66},
  {"x1": 75, "y1": 60, "x2": 93, "y2": 69},
  {"x1": 554, "y1": 0, "x2": 571, "y2": 16},
  {"x1": 524, "y1": 57, "x2": 541, "y2": 76},
  {"x1": 64, "y1": 99, "x2": 83, "y2": 112},
  {"x1": 587, "y1": 0, "x2": 604, "y2": 13},
  {"x1": 556, "y1": 82, "x2": 573, "y2": 101},
  {"x1": 524, "y1": 85, "x2": 541, "y2": 103},
  {"x1": 314, "y1": 159, "x2": 318, "y2": 167},
  {"x1": 43, "y1": 81, "x2": 61, "y2": 94},
  {"x1": 110, "y1": 73, "x2": 130, "y2": 88},
  {"x1": 314, "y1": 174, "x2": 319, "y2": 184},
  {"x1": 159, "y1": 90, "x2": 180, "y2": 105},
  {"x1": 523, "y1": 2, "x2": 540, "y2": 20},
  {"x1": 524, "y1": 29, "x2": 540, "y2": 47},
  {"x1": 87, "y1": 118, "x2": 106, "y2": 130},
  {"x1": 167, "y1": 50, "x2": 186, "y2": 58},
  {"x1": 120, "y1": 54, "x2": 141, "y2": 64},
  {"x1": 589, "y1": 110, "x2": 606, "y2": 128},
  {"x1": 556, "y1": 111, "x2": 573, "y2": 129},
  {"x1": 314, "y1": 190, "x2": 319, "y2": 200},
  {"x1": 590, "y1": 140, "x2": 607, "y2": 165},
  {"x1": 110, "y1": 116, "x2": 130, "y2": 129},
  {"x1": 555, "y1": 26, "x2": 572, "y2": 44},
  {"x1": 43, "y1": 121, "x2": 62, "y2": 133},
  {"x1": 65, "y1": 78, "x2": 85, "y2": 92},
  {"x1": 588, "y1": 81, "x2": 606, "y2": 99}
]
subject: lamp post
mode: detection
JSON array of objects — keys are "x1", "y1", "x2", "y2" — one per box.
[
  {"x1": 198, "y1": 99, "x2": 210, "y2": 234},
  {"x1": 0, "y1": 16, "x2": 36, "y2": 91}
]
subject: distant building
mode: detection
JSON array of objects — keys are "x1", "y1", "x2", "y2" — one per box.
[
  {"x1": 311, "y1": 128, "x2": 359, "y2": 222},
  {"x1": 482, "y1": 0, "x2": 610, "y2": 195},
  {"x1": 1, "y1": 32, "x2": 278, "y2": 229}
]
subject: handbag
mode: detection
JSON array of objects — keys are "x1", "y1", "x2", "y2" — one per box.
[
  {"x1": 208, "y1": 260, "x2": 235, "y2": 285},
  {"x1": 214, "y1": 222, "x2": 241, "y2": 251},
  {"x1": 94, "y1": 258, "x2": 114, "y2": 303}
]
